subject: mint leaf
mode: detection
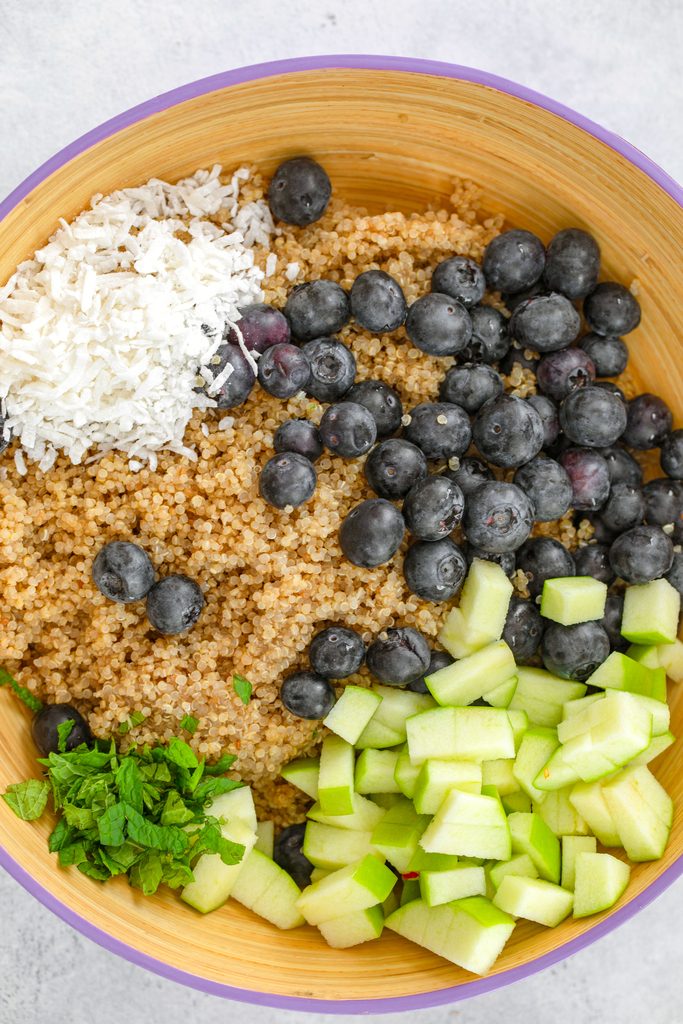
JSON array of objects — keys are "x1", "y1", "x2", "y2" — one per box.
[
  {"x1": 204, "y1": 753, "x2": 237, "y2": 776},
  {"x1": 193, "y1": 821, "x2": 245, "y2": 867},
  {"x1": 130, "y1": 711, "x2": 146, "y2": 726},
  {"x1": 116, "y1": 758, "x2": 143, "y2": 813},
  {"x1": 233, "y1": 674, "x2": 252, "y2": 705},
  {"x1": 160, "y1": 791, "x2": 195, "y2": 827},
  {"x1": 97, "y1": 802, "x2": 126, "y2": 846},
  {"x1": 62, "y1": 802, "x2": 95, "y2": 831},
  {"x1": 77, "y1": 860, "x2": 111, "y2": 881},
  {"x1": 57, "y1": 719, "x2": 75, "y2": 753},
  {"x1": 58, "y1": 841, "x2": 89, "y2": 867},
  {"x1": 164, "y1": 737, "x2": 199, "y2": 770},
  {"x1": 0, "y1": 668, "x2": 43, "y2": 713},
  {"x1": 48, "y1": 817, "x2": 75, "y2": 853},
  {"x1": 102, "y1": 842, "x2": 140, "y2": 873},
  {"x1": 124, "y1": 804, "x2": 189, "y2": 856},
  {"x1": 187, "y1": 759, "x2": 205, "y2": 794},
  {"x1": 129, "y1": 850, "x2": 164, "y2": 895},
  {"x1": 3, "y1": 780, "x2": 49, "y2": 820},
  {"x1": 162, "y1": 859, "x2": 194, "y2": 889},
  {"x1": 180, "y1": 714, "x2": 199, "y2": 735},
  {"x1": 192, "y1": 777, "x2": 242, "y2": 805}
]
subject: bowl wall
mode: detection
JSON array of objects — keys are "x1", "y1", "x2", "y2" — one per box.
[{"x1": 0, "y1": 60, "x2": 682, "y2": 1012}]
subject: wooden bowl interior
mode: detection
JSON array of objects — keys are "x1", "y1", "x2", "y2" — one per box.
[{"x1": 0, "y1": 68, "x2": 681, "y2": 1004}]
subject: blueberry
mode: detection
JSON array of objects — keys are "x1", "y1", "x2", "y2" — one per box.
[
  {"x1": 465, "y1": 546, "x2": 516, "y2": 577},
  {"x1": 516, "y1": 537, "x2": 575, "y2": 599},
  {"x1": 268, "y1": 157, "x2": 331, "y2": 227},
  {"x1": 502, "y1": 281, "x2": 545, "y2": 313},
  {"x1": 339, "y1": 498, "x2": 405, "y2": 567},
  {"x1": 526, "y1": 394, "x2": 560, "y2": 447},
  {"x1": 482, "y1": 229, "x2": 545, "y2": 294},
  {"x1": 543, "y1": 228, "x2": 600, "y2": 300},
  {"x1": 594, "y1": 380, "x2": 627, "y2": 402},
  {"x1": 284, "y1": 280, "x2": 350, "y2": 342},
  {"x1": 602, "y1": 593, "x2": 628, "y2": 652},
  {"x1": 146, "y1": 575, "x2": 205, "y2": 634},
  {"x1": 462, "y1": 305, "x2": 510, "y2": 364},
  {"x1": 364, "y1": 439, "x2": 428, "y2": 500},
  {"x1": 405, "y1": 293, "x2": 472, "y2": 356},
  {"x1": 513, "y1": 456, "x2": 573, "y2": 522},
  {"x1": 584, "y1": 282, "x2": 641, "y2": 336},
  {"x1": 573, "y1": 543, "x2": 616, "y2": 585},
  {"x1": 559, "y1": 448, "x2": 611, "y2": 511},
  {"x1": 444, "y1": 456, "x2": 493, "y2": 496},
  {"x1": 472, "y1": 394, "x2": 544, "y2": 468},
  {"x1": 309, "y1": 626, "x2": 366, "y2": 679},
  {"x1": 439, "y1": 364, "x2": 503, "y2": 414},
  {"x1": 503, "y1": 597, "x2": 545, "y2": 663},
  {"x1": 509, "y1": 294, "x2": 581, "y2": 353},
  {"x1": 559, "y1": 386, "x2": 628, "y2": 448},
  {"x1": 599, "y1": 446, "x2": 643, "y2": 487},
  {"x1": 403, "y1": 475, "x2": 464, "y2": 540},
  {"x1": 643, "y1": 478, "x2": 683, "y2": 540},
  {"x1": 273, "y1": 419, "x2": 323, "y2": 462},
  {"x1": 366, "y1": 627, "x2": 431, "y2": 686},
  {"x1": 536, "y1": 348, "x2": 596, "y2": 402},
  {"x1": 259, "y1": 452, "x2": 317, "y2": 508},
  {"x1": 273, "y1": 822, "x2": 314, "y2": 887},
  {"x1": 609, "y1": 525, "x2": 674, "y2": 583},
  {"x1": 403, "y1": 538, "x2": 467, "y2": 602},
  {"x1": 281, "y1": 671, "x2": 336, "y2": 720},
  {"x1": 665, "y1": 551, "x2": 683, "y2": 598},
  {"x1": 600, "y1": 482, "x2": 645, "y2": 534},
  {"x1": 463, "y1": 481, "x2": 535, "y2": 553},
  {"x1": 622, "y1": 393, "x2": 673, "y2": 450},
  {"x1": 258, "y1": 343, "x2": 310, "y2": 399},
  {"x1": 431, "y1": 256, "x2": 486, "y2": 308},
  {"x1": 583, "y1": 514, "x2": 618, "y2": 547},
  {"x1": 203, "y1": 344, "x2": 256, "y2": 409},
  {"x1": 32, "y1": 704, "x2": 92, "y2": 756},
  {"x1": 350, "y1": 270, "x2": 407, "y2": 332},
  {"x1": 226, "y1": 303, "x2": 290, "y2": 353},
  {"x1": 408, "y1": 649, "x2": 453, "y2": 694},
  {"x1": 404, "y1": 401, "x2": 472, "y2": 460},
  {"x1": 320, "y1": 402, "x2": 377, "y2": 458},
  {"x1": 541, "y1": 621, "x2": 610, "y2": 680},
  {"x1": 661, "y1": 430, "x2": 683, "y2": 480},
  {"x1": 92, "y1": 541, "x2": 156, "y2": 603},
  {"x1": 499, "y1": 344, "x2": 539, "y2": 376},
  {"x1": 578, "y1": 333, "x2": 628, "y2": 378},
  {"x1": 346, "y1": 380, "x2": 403, "y2": 438},
  {"x1": 301, "y1": 337, "x2": 356, "y2": 402}
]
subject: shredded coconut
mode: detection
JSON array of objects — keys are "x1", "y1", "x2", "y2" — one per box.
[{"x1": 0, "y1": 165, "x2": 274, "y2": 467}]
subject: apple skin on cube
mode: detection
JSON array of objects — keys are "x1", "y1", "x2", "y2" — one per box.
[
  {"x1": 540, "y1": 576, "x2": 607, "y2": 626},
  {"x1": 493, "y1": 875, "x2": 573, "y2": 927},
  {"x1": 586, "y1": 652, "x2": 667, "y2": 701},
  {"x1": 630, "y1": 731, "x2": 675, "y2": 766},
  {"x1": 488, "y1": 853, "x2": 539, "y2": 890},
  {"x1": 413, "y1": 759, "x2": 482, "y2": 814},
  {"x1": 483, "y1": 674, "x2": 518, "y2": 709},
  {"x1": 355, "y1": 748, "x2": 402, "y2": 795},
  {"x1": 318, "y1": 735, "x2": 356, "y2": 815},
  {"x1": 307, "y1": 793, "x2": 385, "y2": 832},
  {"x1": 318, "y1": 904, "x2": 384, "y2": 948},
  {"x1": 371, "y1": 798, "x2": 431, "y2": 873},
  {"x1": 230, "y1": 849, "x2": 305, "y2": 929},
  {"x1": 323, "y1": 685, "x2": 382, "y2": 745},
  {"x1": 419, "y1": 865, "x2": 487, "y2": 906},
  {"x1": 507, "y1": 811, "x2": 561, "y2": 883},
  {"x1": 426, "y1": 640, "x2": 516, "y2": 707},
  {"x1": 573, "y1": 852, "x2": 631, "y2": 918},
  {"x1": 568, "y1": 781, "x2": 621, "y2": 847},
  {"x1": 394, "y1": 744, "x2": 421, "y2": 798},
  {"x1": 561, "y1": 835, "x2": 597, "y2": 890},
  {"x1": 297, "y1": 855, "x2": 397, "y2": 926},
  {"x1": 355, "y1": 717, "x2": 404, "y2": 750},
  {"x1": 281, "y1": 757, "x2": 320, "y2": 800},
  {"x1": 420, "y1": 789, "x2": 511, "y2": 861},
  {"x1": 621, "y1": 578, "x2": 680, "y2": 645}
]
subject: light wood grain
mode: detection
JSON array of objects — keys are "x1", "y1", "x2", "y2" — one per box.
[{"x1": 0, "y1": 68, "x2": 681, "y2": 1002}]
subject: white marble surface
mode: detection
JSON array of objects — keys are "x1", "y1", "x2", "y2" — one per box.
[{"x1": 1, "y1": 1, "x2": 682, "y2": 1021}]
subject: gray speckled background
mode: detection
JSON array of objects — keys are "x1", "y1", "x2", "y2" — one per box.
[{"x1": 0, "y1": 2, "x2": 682, "y2": 1021}]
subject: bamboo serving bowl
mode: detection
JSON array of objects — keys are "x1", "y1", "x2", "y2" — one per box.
[{"x1": 0, "y1": 56, "x2": 681, "y2": 1014}]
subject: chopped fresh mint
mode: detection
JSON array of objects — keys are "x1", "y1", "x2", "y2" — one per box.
[
  {"x1": 2, "y1": 780, "x2": 50, "y2": 820},
  {"x1": 118, "y1": 711, "x2": 146, "y2": 735},
  {"x1": 233, "y1": 674, "x2": 253, "y2": 706},
  {"x1": 204, "y1": 753, "x2": 237, "y2": 776},
  {"x1": 0, "y1": 668, "x2": 43, "y2": 714},
  {"x1": 180, "y1": 714, "x2": 199, "y2": 735},
  {"x1": 57, "y1": 719, "x2": 75, "y2": 753}
]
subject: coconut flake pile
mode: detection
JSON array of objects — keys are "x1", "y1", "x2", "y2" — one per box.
[{"x1": 0, "y1": 165, "x2": 275, "y2": 472}]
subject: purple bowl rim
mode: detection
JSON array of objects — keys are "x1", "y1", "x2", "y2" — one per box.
[{"x1": 0, "y1": 54, "x2": 681, "y2": 1014}]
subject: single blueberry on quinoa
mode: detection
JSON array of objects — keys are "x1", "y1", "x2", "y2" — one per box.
[
  {"x1": 559, "y1": 386, "x2": 628, "y2": 448},
  {"x1": 226, "y1": 303, "x2": 290, "y2": 353},
  {"x1": 464, "y1": 545, "x2": 516, "y2": 577},
  {"x1": 661, "y1": 430, "x2": 683, "y2": 480},
  {"x1": 408, "y1": 649, "x2": 454, "y2": 694},
  {"x1": 463, "y1": 481, "x2": 535, "y2": 553},
  {"x1": 559, "y1": 448, "x2": 611, "y2": 511},
  {"x1": 472, "y1": 394, "x2": 544, "y2": 468},
  {"x1": 602, "y1": 592, "x2": 628, "y2": 652},
  {"x1": 268, "y1": 157, "x2": 331, "y2": 227},
  {"x1": 364, "y1": 438, "x2": 428, "y2": 500},
  {"x1": 439, "y1": 364, "x2": 503, "y2": 414},
  {"x1": 578, "y1": 333, "x2": 628, "y2": 378},
  {"x1": 431, "y1": 256, "x2": 486, "y2": 308},
  {"x1": 204, "y1": 344, "x2": 256, "y2": 409},
  {"x1": 403, "y1": 401, "x2": 472, "y2": 461},
  {"x1": 502, "y1": 597, "x2": 545, "y2": 663},
  {"x1": 541, "y1": 621, "x2": 610, "y2": 681},
  {"x1": 609, "y1": 525, "x2": 674, "y2": 584},
  {"x1": 346, "y1": 380, "x2": 403, "y2": 438},
  {"x1": 405, "y1": 293, "x2": 472, "y2": 356},
  {"x1": 273, "y1": 822, "x2": 314, "y2": 888},
  {"x1": 513, "y1": 456, "x2": 573, "y2": 522},
  {"x1": 463, "y1": 305, "x2": 510, "y2": 364},
  {"x1": 516, "y1": 537, "x2": 576, "y2": 599},
  {"x1": 273, "y1": 419, "x2": 323, "y2": 462},
  {"x1": 536, "y1": 348, "x2": 596, "y2": 402},
  {"x1": 284, "y1": 280, "x2": 350, "y2": 341},
  {"x1": 259, "y1": 452, "x2": 317, "y2": 509},
  {"x1": 319, "y1": 401, "x2": 377, "y2": 458},
  {"x1": 301, "y1": 337, "x2": 356, "y2": 402},
  {"x1": 509, "y1": 293, "x2": 581, "y2": 353},
  {"x1": 349, "y1": 270, "x2": 407, "y2": 333},
  {"x1": 146, "y1": 575, "x2": 205, "y2": 635},
  {"x1": 600, "y1": 482, "x2": 646, "y2": 534},
  {"x1": 573, "y1": 542, "x2": 616, "y2": 586},
  {"x1": 403, "y1": 537, "x2": 467, "y2": 602},
  {"x1": 32, "y1": 704, "x2": 92, "y2": 757},
  {"x1": 403, "y1": 475, "x2": 464, "y2": 541},
  {"x1": 339, "y1": 498, "x2": 405, "y2": 568},
  {"x1": 444, "y1": 456, "x2": 493, "y2": 496},
  {"x1": 482, "y1": 229, "x2": 545, "y2": 294},
  {"x1": 366, "y1": 627, "x2": 431, "y2": 686},
  {"x1": 257, "y1": 343, "x2": 311, "y2": 399},
  {"x1": 309, "y1": 626, "x2": 366, "y2": 679},
  {"x1": 622, "y1": 393, "x2": 673, "y2": 450},
  {"x1": 280, "y1": 671, "x2": 336, "y2": 721},
  {"x1": 526, "y1": 394, "x2": 560, "y2": 448},
  {"x1": 542, "y1": 228, "x2": 600, "y2": 300},
  {"x1": 92, "y1": 541, "x2": 156, "y2": 603},
  {"x1": 598, "y1": 445, "x2": 643, "y2": 487},
  {"x1": 584, "y1": 281, "x2": 641, "y2": 336},
  {"x1": 643, "y1": 478, "x2": 683, "y2": 541}
]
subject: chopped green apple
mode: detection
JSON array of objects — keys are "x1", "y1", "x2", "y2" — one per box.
[
  {"x1": 438, "y1": 607, "x2": 492, "y2": 659},
  {"x1": 481, "y1": 758, "x2": 519, "y2": 796},
  {"x1": 318, "y1": 904, "x2": 384, "y2": 948},
  {"x1": 426, "y1": 640, "x2": 516, "y2": 707},
  {"x1": 509, "y1": 667, "x2": 587, "y2": 727},
  {"x1": 303, "y1": 821, "x2": 379, "y2": 871},
  {"x1": 621, "y1": 577, "x2": 681, "y2": 645},
  {"x1": 297, "y1": 855, "x2": 397, "y2": 925},
  {"x1": 656, "y1": 638, "x2": 683, "y2": 683},
  {"x1": 230, "y1": 848, "x2": 305, "y2": 929},
  {"x1": 255, "y1": 819, "x2": 274, "y2": 858},
  {"x1": 371, "y1": 798, "x2": 430, "y2": 873},
  {"x1": 533, "y1": 745, "x2": 582, "y2": 792},
  {"x1": 630, "y1": 730, "x2": 675, "y2": 765},
  {"x1": 561, "y1": 835, "x2": 597, "y2": 890},
  {"x1": 626, "y1": 644, "x2": 662, "y2": 669},
  {"x1": 459, "y1": 558, "x2": 514, "y2": 641},
  {"x1": 507, "y1": 811, "x2": 560, "y2": 883},
  {"x1": 371, "y1": 685, "x2": 435, "y2": 736},
  {"x1": 568, "y1": 781, "x2": 621, "y2": 847},
  {"x1": 534, "y1": 787, "x2": 588, "y2": 836},
  {"x1": 420, "y1": 789, "x2": 511, "y2": 861},
  {"x1": 281, "y1": 757, "x2": 320, "y2": 800},
  {"x1": 370, "y1": 793, "x2": 403, "y2": 810},
  {"x1": 211, "y1": 786, "x2": 257, "y2": 832},
  {"x1": 561, "y1": 693, "x2": 605, "y2": 720},
  {"x1": 310, "y1": 867, "x2": 331, "y2": 883},
  {"x1": 355, "y1": 717, "x2": 404, "y2": 750},
  {"x1": 405, "y1": 847, "x2": 460, "y2": 873},
  {"x1": 493, "y1": 875, "x2": 573, "y2": 927},
  {"x1": 573, "y1": 852, "x2": 630, "y2": 918},
  {"x1": 413, "y1": 759, "x2": 482, "y2": 814},
  {"x1": 355, "y1": 748, "x2": 402, "y2": 795},
  {"x1": 540, "y1": 576, "x2": 607, "y2": 626},
  {"x1": 318, "y1": 735, "x2": 356, "y2": 815},
  {"x1": 555, "y1": 691, "x2": 653, "y2": 780},
  {"x1": 513, "y1": 726, "x2": 560, "y2": 803},
  {"x1": 483, "y1": 675, "x2": 518, "y2": 709},
  {"x1": 307, "y1": 792, "x2": 385, "y2": 832},
  {"x1": 488, "y1": 853, "x2": 539, "y2": 889},
  {"x1": 182, "y1": 817, "x2": 256, "y2": 914},
  {"x1": 502, "y1": 790, "x2": 533, "y2": 814},
  {"x1": 420, "y1": 864, "x2": 487, "y2": 906},
  {"x1": 323, "y1": 685, "x2": 382, "y2": 745},
  {"x1": 382, "y1": 889, "x2": 400, "y2": 917},
  {"x1": 507, "y1": 709, "x2": 530, "y2": 752},
  {"x1": 586, "y1": 651, "x2": 667, "y2": 701},
  {"x1": 394, "y1": 744, "x2": 421, "y2": 798},
  {"x1": 601, "y1": 766, "x2": 672, "y2": 861}
]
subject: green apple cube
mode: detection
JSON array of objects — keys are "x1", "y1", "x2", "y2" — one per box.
[
  {"x1": 394, "y1": 744, "x2": 421, "y2": 798},
  {"x1": 586, "y1": 651, "x2": 667, "y2": 701},
  {"x1": 507, "y1": 709, "x2": 530, "y2": 752},
  {"x1": 182, "y1": 817, "x2": 256, "y2": 914},
  {"x1": 318, "y1": 904, "x2": 384, "y2": 948},
  {"x1": 483, "y1": 675, "x2": 518, "y2": 709},
  {"x1": 255, "y1": 820, "x2": 274, "y2": 858},
  {"x1": 310, "y1": 867, "x2": 331, "y2": 883},
  {"x1": 303, "y1": 821, "x2": 380, "y2": 871},
  {"x1": 372, "y1": 685, "x2": 435, "y2": 734},
  {"x1": 438, "y1": 607, "x2": 492, "y2": 659},
  {"x1": 488, "y1": 853, "x2": 539, "y2": 889},
  {"x1": 386, "y1": 896, "x2": 516, "y2": 975},
  {"x1": 459, "y1": 558, "x2": 514, "y2": 639},
  {"x1": 609, "y1": 765, "x2": 673, "y2": 827},
  {"x1": 513, "y1": 726, "x2": 560, "y2": 802},
  {"x1": 210, "y1": 786, "x2": 258, "y2": 832},
  {"x1": 561, "y1": 693, "x2": 605, "y2": 720},
  {"x1": 230, "y1": 849, "x2": 305, "y2": 929},
  {"x1": 568, "y1": 781, "x2": 621, "y2": 847},
  {"x1": 507, "y1": 812, "x2": 560, "y2": 883},
  {"x1": 622, "y1": 578, "x2": 681, "y2": 644},
  {"x1": 657, "y1": 638, "x2": 683, "y2": 683},
  {"x1": 426, "y1": 640, "x2": 516, "y2": 707},
  {"x1": 355, "y1": 717, "x2": 404, "y2": 750},
  {"x1": 509, "y1": 667, "x2": 587, "y2": 727},
  {"x1": 281, "y1": 757, "x2": 320, "y2": 800},
  {"x1": 630, "y1": 730, "x2": 675, "y2": 766},
  {"x1": 420, "y1": 789, "x2": 511, "y2": 860},
  {"x1": 534, "y1": 787, "x2": 588, "y2": 836},
  {"x1": 627, "y1": 693, "x2": 670, "y2": 735},
  {"x1": 502, "y1": 790, "x2": 533, "y2": 814},
  {"x1": 573, "y1": 852, "x2": 630, "y2": 917},
  {"x1": 481, "y1": 759, "x2": 519, "y2": 796},
  {"x1": 493, "y1": 875, "x2": 573, "y2": 927},
  {"x1": 533, "y1": 745, "x2": 582, "y2": 792},
  {"x1": 420, "y1": 865, "x2": 486, "y2": 906},
  {"x1": 355, "y1": 748, "x2": 401, "y2": 795},
  {"x1": 323, "y1": 685, "x2": 382, "y2": 745},
  {"x1": 297, "y1": 855, "x2": 397, "y2": 925},
  {"x1": 601, "y1": 767, "x2": 672, "y2": 860},
  {"x1": 540, "y1": 576, "x2": 607, "y2": 626},
  {"x1": 307, "y1": 793, "x2": 385, "y2": 832},
  {"x1": 401, "y1": 878, "x2": 421, "y2": 905},
  {"x1": 453, "y1": 707, "x2": 516, "y2": 762},
  {"x1": 371, "y1": 798, "x2": 431, "y2": 873},
  {"x1": 561, "y1": 835, "x2": 597, "y2": 890},
  {"x1": 555, "y1": 692, "x2": 652, "y2": 780},
  {"x1": 406, "y1": 847, "x2": 460, "y2": 873},
  {"x1": 413, "y1": 759, "x2": 482, "y2": 814},
  {"x1": 626, "y1": 644, "x2": 662, "y2": 669},
  {"x1": 370, "y1": 793, "x2": 404, "y2": 810},
  {"x1": 318, "y1": 735, "x2": 356, "y2": 815},
  {"x1": 406, "y1": 707, "x2": 458, "y2": 764}
]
